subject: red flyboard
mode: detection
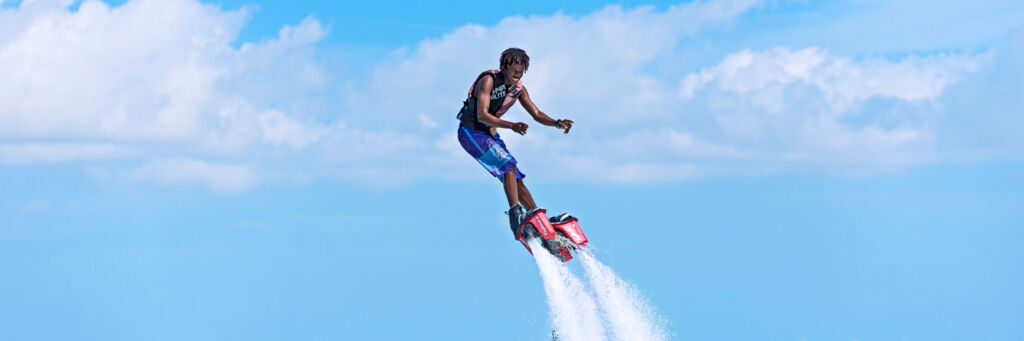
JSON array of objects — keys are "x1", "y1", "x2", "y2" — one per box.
[
  {"x1": 516, "y1": 209, "x2": 588, "y2": 262},
  {"x1": 516, "y1": 209, "x2": 556, "y2": 255},
  {"x1": 552, "y1": 216, "x2": 588, "y2": 247}
]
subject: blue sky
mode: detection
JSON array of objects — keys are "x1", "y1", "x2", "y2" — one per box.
[{"x1": 1, "y1": 0, "x2": 1022, "y2": 340}]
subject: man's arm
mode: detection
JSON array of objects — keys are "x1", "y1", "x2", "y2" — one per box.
[
  {"x1": 476, "y1": 76, "x2": 528, "y2": 135},
  {"x1": 519, "y1": 87, "x2": 573, "y2": 134}
]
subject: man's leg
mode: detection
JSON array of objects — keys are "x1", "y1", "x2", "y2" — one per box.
[
  {"x1": 517, "y1": 178, "x2": 538, "y2": 211},
  {"x1": 504, "y1": 167, "x2": 526, "y2": 236},
  {"x1": 502, "y1": 166, "x2": 520, "y2": 208}
]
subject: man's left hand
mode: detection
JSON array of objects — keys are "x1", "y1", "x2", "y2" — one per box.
[{"x1": 555, "y1": 119, "x2": 574, "y2": 134}]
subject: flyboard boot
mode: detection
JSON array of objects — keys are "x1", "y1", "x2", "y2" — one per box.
[{"x1": 511, "y1": 206, "x2": 589, "y2": 262}]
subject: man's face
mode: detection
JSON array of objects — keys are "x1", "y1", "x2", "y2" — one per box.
[{"x1": 503, "y1": 63, "x2": 525, "y2": 85}]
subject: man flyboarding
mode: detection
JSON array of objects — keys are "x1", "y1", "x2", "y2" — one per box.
[{"x1": 456, "y1": 48, "x2": 588, "y2": 261}]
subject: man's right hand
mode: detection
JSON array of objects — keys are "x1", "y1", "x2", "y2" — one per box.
[{"x1": 511, "y1": 122, "x2": 529, "y2": 135}]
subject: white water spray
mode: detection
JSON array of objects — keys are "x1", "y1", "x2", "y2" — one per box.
[
  {"x1": 529, "y1": 239, "x2": 606, "y2": 341},
  {"x1": 530, "y1": 239, "x2": 668, "y2": 340},
  {"x1": 579, "y1": 251, "x2": 667, "y2": 341}
]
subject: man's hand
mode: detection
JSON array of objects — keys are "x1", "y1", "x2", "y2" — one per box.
[
  {"x1": 555, "y1": 119, "x2": 574, "y2": 134},
  {"x1": 511, "y1": 122, "x2": 529, "y2": 135}
]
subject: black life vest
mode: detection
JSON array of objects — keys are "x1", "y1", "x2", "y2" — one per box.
[{"x1": 456, "y1": 69, "x2": 525, "y2": 132}]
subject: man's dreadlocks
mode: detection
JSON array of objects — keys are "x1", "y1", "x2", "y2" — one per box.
[{"x1": 500, "y1": 48, "x2": 530, "y2": 72}]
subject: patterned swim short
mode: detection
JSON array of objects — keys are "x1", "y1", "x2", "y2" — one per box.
[{"x1": 457, "y1": 124, "x2": 526, "y2": 181}]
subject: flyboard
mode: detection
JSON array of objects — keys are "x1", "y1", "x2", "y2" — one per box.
[{"x1": 514, "y1": 209, "x2": 588, "y2": 262}]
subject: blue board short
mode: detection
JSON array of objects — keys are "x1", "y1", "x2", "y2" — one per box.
[{"x1": 457, "y1": 124, "x2": 526, "y2": 181}]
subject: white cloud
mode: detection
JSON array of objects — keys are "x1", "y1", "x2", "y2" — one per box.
[
  {"x1": 604, "y1": 162, "x2": 702, "y2": 184},
  {"x1": 0, "y1": 143, "x2": 134, "y2": 165},
  {"x1": 346, "y1": 0, "x2": 767, "y2": 130},
  {"x1": 322, "y1": 0, "x2": 771, "y2": 184},
  {"x1": 0, "y1": 0, "x2": 1019, "y2": 190},
  {"x1": 1, "y1": 0, "x2": 241, "y2": 139},
  {"x1": 125, "y1": 158, "x2": 258, "y2": 192},
  {"x1": 681, "y1": 47, "x2": 980, "y2": 104},
  {"x1": 674, "y1": 47, "x2": 982, "y2": 168},
  {"x1": 257, "y1": 109, "x2": 330, "y2": 150},
  {"x1": 321, "y1": 126, "x2": 425, "y2": 164},
  {"x1": 933, "y1": 30, "x2": 1024, "y2": 159},
  {"x1": 602, "y1": 128, "x2": 753, "y2": 160},
  {"x1": 551, "y1": 155, "x2": 704, "y2": 184},
  {"x1": 0, "y1": 0, "x2": 775, "y2": 189},
  {"x1": 0, "y1": 0, "x2": 327, "y2": 146},
  {"x1": 336, "y1": 0, "x2": 1003, "y2": 182},
  {"x1": 0, "y1": 0, "x2": 340, "y2": 190},
  {"x1": 417, "y1": 113, "x2": 438, "y2": 129}
]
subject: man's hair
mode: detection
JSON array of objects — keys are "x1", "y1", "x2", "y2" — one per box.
[{"x1": 500, "y1": 48, "x2": 530, "y2": 72}]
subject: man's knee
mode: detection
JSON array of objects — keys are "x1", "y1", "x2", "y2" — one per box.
[{"x1": 502, "y1": 167, "x2": 517, "y2": 184}]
